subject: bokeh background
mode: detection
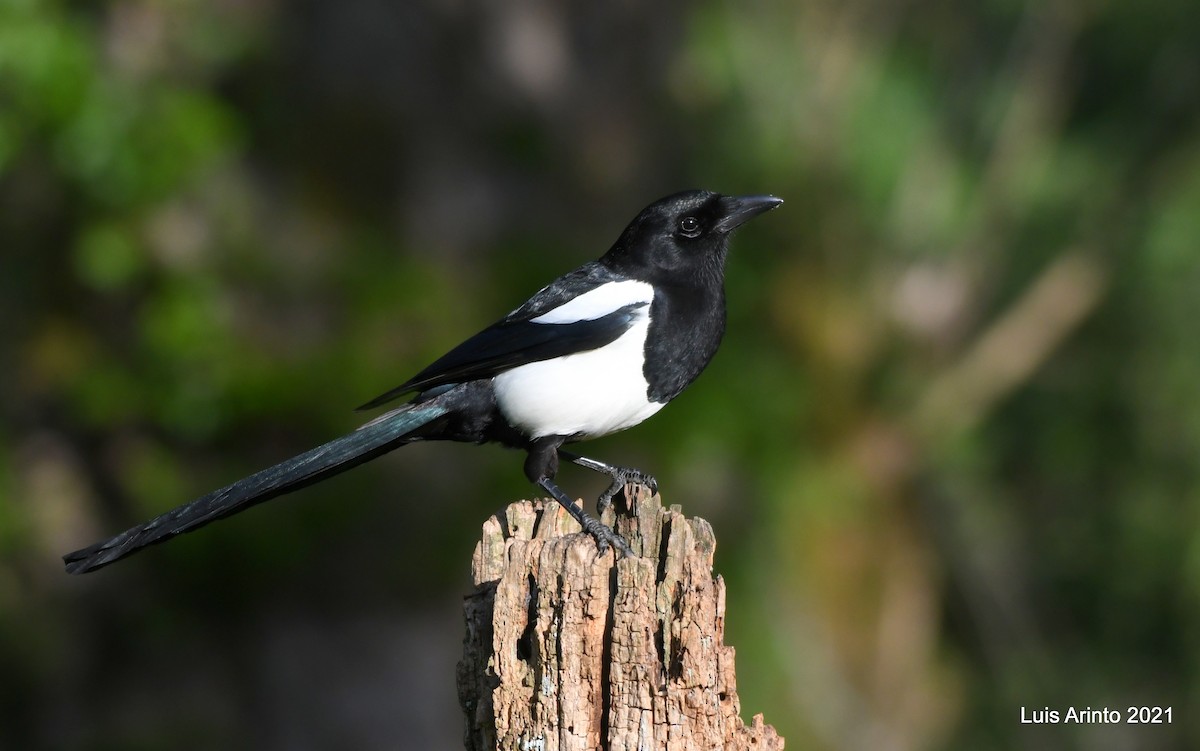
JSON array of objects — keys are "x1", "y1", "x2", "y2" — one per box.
[{"x1": 3, "y1": 0, "x2": 1199, "y2": 749}]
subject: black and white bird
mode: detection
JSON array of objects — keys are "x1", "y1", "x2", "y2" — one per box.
[{"x1": 63, "y1": 190, "x2": 782, "y2": 574}]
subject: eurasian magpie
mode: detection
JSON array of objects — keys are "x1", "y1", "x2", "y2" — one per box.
[{"x1": 63, "y1": 190, "x2": 782, "y2": 574}]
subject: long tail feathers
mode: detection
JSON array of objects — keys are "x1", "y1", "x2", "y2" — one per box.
[{"x1": 63, "y1": 402, "x2": 447, "y2": 574}]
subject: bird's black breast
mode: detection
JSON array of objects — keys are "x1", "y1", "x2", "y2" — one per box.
[{"x1": 641, "y1": 287, "x2": 726, "y2": 404}]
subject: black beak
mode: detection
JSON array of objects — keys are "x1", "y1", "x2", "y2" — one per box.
[{"x1": 715, "y1": 194, "x2": 784, "y2": 233}]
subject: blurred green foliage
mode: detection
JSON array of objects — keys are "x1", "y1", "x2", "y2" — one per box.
[{"x1": 2, "y1": 0, "x2": 1199, "y2": 749}]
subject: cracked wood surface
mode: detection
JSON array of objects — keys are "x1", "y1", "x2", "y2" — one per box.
[{"x1": 458, "y1": 484, "x2": 784, "y2": 750}]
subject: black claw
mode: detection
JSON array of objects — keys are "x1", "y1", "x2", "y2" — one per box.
[
  {"x1": 601, "y1": 528, "x2": 635, "y2": 558},
  {"x1": 596, "y1": 479, "x2": 623, "y2": 513},
  {"x1": 615, "y1": 536, "x2": 635, "y2": 558},
  {"x1": 538, "y1": 475, "x2": 634, "y2": 558},
  {"x1": 579, "y1": 514, "x2": 633, "y2": 558},
  {"x1": 595, "y1": 467, "x2": 657, "y2": 513}
]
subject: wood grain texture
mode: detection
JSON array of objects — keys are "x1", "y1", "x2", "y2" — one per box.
[{"x1": 458, "y1": 484, "x2": 784, "y2": 750}]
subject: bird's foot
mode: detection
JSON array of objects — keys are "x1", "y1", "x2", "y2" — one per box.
[
  {"x1": 559, "y1": 452, "x2": 659, "y2": 512},
  {"x1": 596, "y1": 466, "x2": 657, "y2": 513},
  {"x1": 578, "y1": 513, "x2": 636, "y2": 558},
  {"x1": 537, "y1": 477, "x2": 635, "y2": 558}
]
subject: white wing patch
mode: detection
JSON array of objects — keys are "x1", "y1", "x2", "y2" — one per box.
[
  {"x1": 531, "y1": 280, "x2": 654, "y2": 324},
  {"x1": 493, "y1": 304, "x2": 665, "y2": 439}
]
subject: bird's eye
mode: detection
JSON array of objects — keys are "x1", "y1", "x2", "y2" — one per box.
[{"x1": 678, "y1": 216, "x2": 702, "y2": 238}]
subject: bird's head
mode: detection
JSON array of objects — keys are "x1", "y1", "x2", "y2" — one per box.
[{"x1": 602, "y1": 190, "x2": 783, "y2": 283}]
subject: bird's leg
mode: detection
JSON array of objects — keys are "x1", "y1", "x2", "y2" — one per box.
[
  {"x1": 525, "y1": 438, "x2": 634, "y2": 558},
  {"x1": 558, "y1": 451, "x2": 658, "y2": 513},
  {"x1": 536, "y1": 477, "x2": 634, "y2": 558}
]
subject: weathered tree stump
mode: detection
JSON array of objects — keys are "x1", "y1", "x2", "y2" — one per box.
[{"x1": 458, "y1": 483, "x2": 784, "y2": 750}]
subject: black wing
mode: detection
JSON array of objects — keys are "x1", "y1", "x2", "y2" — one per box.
[
  {"x1": 497, "y1": 262, "x2": 627, "y2": 323},
  {"x1": 357, "y1": 263, "x2": 639, "y2": 410}
]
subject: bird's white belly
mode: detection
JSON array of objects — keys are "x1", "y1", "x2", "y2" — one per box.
[{"x1": 493, "y1": 317, "x2": 664, "y2": 439}]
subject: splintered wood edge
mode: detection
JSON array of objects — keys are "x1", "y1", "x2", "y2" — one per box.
[{"x1": 460, "y1": 484, "x2": 785, "y2": 750}]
